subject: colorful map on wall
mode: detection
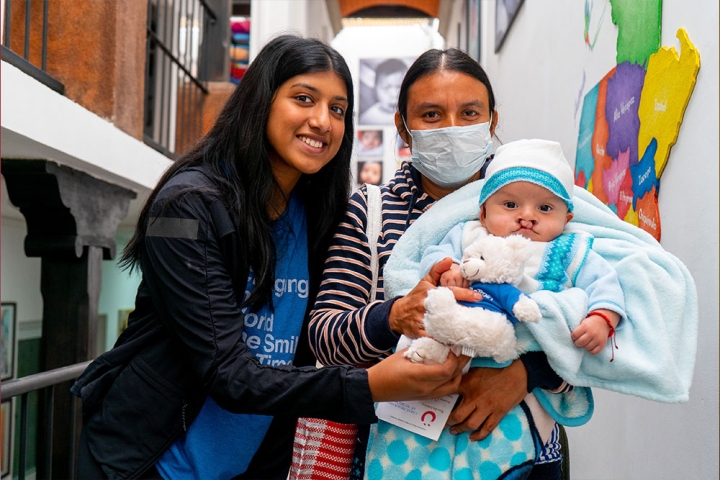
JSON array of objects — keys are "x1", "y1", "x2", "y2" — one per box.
[{"x1": 575, "y1": 0, "x2": 700, "y2": 240}]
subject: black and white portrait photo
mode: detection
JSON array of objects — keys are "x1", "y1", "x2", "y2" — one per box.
[
  {"x1": 358, "y1": 57, "x2": 413, "y2": 125},
  {"x1": 495, "y1": 0, "x2": 525, "y2": 52}
]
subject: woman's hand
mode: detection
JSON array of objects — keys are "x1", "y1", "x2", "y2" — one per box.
[
  {"x1": 446, "y1": 359, "x2": 528, "y2": 441},
  {"x1": 389, "y1": 257, "x2": 484, "y2": 338},
  {"x1": 367, "y1": 348, "x2": 469, "y2": 402}
]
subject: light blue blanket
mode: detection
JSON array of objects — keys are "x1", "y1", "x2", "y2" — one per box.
[{"x1": 384, "y1": 181, "x2": 698, "y2": 404}]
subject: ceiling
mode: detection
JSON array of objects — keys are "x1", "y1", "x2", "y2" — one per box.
[
  {"x1": 331, "y1": 0, "x2": 455, "y2": 38},
  {"x1": 339, "y1": 0, "x2": 440, "y2": 18}
]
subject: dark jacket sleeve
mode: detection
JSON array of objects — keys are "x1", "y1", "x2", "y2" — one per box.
[
  {"x1": 520, "y1": 351, "x2": 565, "y2": 392},
  {"x1": 141, "y1": 179, "x2": 376, "y2": 423}
]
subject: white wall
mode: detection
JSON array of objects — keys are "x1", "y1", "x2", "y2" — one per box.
[
  {"x1": 249, "y1": 0, "x2": 334, "y2": 60},
  {"x1": 0, "y1": 206, "x2": 43, "y2": 335},
  {"x1": 443, "y1": 0, "x2": 468, "y2": 51},
  {"x1": 475, "y1": 1, "x2": 718, "y2": 478}
]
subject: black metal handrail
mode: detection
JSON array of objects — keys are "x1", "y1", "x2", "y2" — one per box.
[
  {"x1": 143, "y1": 0, "x2": 217, "y2": 158},
  {"x1": 1, "y1": 361, "x2": 91, "y2": 480},
  {"x1": 1, "y1": 0, "x2": 64, "y2": 94}
]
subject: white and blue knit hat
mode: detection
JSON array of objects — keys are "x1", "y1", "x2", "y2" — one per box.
[{"x1": 478, "y1": 139, "x2": 575, "y2": 212}]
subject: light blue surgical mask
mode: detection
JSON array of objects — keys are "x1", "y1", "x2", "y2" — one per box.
[{"x1": 405, "y1": 118, "x2": 494, "y2": 188}]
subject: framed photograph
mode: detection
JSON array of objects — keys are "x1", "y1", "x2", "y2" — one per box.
[
  {"x1": 495, "y1": 0, "x2": 525, "y2": 53},
  {"x1": 1, "y1": 303, "x2": 17, "y2": 381},
  {"x1": 358, "y1": 58, "x2": 413, "y2": 126},
  {"x1": 466, "y1": 0, "x2": 481, "y2": 61},
  {"x1": 1, "y1": 399, "x2": 13, "y2": 478},
  {"x1": 118, "y1": 309, "x2": 133, "y2": 337},
  {"x1": 357, "y1": 160, "x2": 383, "y2": 187},
  {"x1": 356, "y1": 129, "x2": 384, "y2": 159},
  {"x1": 397, "y1": 134, "x2": 411, "y2": 157}
]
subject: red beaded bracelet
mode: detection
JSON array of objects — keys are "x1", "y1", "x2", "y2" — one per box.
[{"x1": 587, "y1": 310, "x2": 618, "y2": 362}]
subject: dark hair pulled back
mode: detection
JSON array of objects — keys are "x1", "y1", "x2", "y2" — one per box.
[{"x1": 397, "y1": 48, "x2": 496, "y2": 126}]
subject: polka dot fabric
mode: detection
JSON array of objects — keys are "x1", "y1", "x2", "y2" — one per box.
[{"x1": 365, "y1": 402, "x2": 541, "y2": 480}]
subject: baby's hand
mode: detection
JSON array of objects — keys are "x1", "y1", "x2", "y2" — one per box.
[
  {"x1": 571, "y1": 313, "x2": 616, "y2": 355},
  {"x1": 439, "y1": 263, "x2": 470, "y2": 288}
]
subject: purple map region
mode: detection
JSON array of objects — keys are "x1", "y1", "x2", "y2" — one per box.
[{"x1": 605, "y1": 62, "x2": 645, "y2": 167}]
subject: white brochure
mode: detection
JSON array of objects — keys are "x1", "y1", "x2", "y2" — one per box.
[
  {"x1": 375, "y1": 394, "x2": 458, "y2": 441},
  {"x1": 375, "y1": 336, "x2": 466, "y2": 441}
]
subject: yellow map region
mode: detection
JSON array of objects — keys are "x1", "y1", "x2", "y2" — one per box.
[{"x1": 637, "y1": 28, "x2": 700, "y2": 177}]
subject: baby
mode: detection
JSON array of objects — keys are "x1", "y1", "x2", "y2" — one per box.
[{"x1": 423, "y1": 139, "x2": 625, "y2": 356}]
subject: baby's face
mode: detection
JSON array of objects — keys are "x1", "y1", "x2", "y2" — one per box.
[
  {"x1": 480, "y1": 181, "x2": 573, "y2": 242},
  {"x1": 375, "y1": 72, "x2": 404, "y2": 111},
  {"x1": 360, "y1": 162, "x2": 382, "y2": 185},
  {"x1": 361, "y1": 131, "x2": 382, "y2": 149}
]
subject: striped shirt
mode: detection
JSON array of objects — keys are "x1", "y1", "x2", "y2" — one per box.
[
  {"x1": 537, "y1": 423, "x2": 563, "y2": 464},
  {"x1": 309, "y1": 162, "x2": 432, "y2": 366}
]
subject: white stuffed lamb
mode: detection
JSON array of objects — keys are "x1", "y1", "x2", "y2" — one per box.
[{"x1": 405, "y1": 233, "x2": 542, "y2": 364}]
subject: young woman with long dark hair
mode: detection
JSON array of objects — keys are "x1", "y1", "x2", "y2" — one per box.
[{"x1": 72, "y1": 35, "x2": 466, "y2": 480}]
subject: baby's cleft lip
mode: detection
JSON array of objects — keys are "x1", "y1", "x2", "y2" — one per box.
[{"x1": 513, "y1": 227, "x2": 537, "y2": 239}]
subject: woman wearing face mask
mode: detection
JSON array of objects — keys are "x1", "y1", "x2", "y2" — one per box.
[{"x1": 306, "y1": 49, "x2": 568, "y2": 479}]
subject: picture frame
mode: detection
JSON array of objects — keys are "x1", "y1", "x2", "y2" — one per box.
[
  {"x1": 358, "y1": 57, "x2": 413, "y2": 126},
  {"x1": 466, "y1": 0, "x2": 481, "y2": 61},
  {"x1": 495, "y1": 0, "x2": 525, "y2": 53},
  {"x1": 117, "y1": 309, "x2": 133, "y2": 337},
  {"x1": 356, "y1": 129, "x2": 384, "y2": 159},
  {"x1": 396, "y1": 134, "x2": 410, "y2": 158},
  {"x1": 1, "y1": 399, "x2": 13, "y2": 478},
  {"x1": 1, "y1": 303, "x2": 17, "y2": 381},
  {"x1": 356, "y1": 160, "x2": 383, "y2": 188}
]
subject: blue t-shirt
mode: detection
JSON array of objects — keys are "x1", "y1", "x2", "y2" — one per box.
[
  {"x1": 459, "y1": 282, "x2": 526, "y2": 325},
  {"x1": 156, "y1": 194, "x2": 309, "y2": 480}
]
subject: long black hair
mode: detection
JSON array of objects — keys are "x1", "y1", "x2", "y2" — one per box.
[
  {"x1": 121, "y1": 34, "x2": 354, "y2": 310},
  {"x1": 396, "y1": 48, "x2": 496, "y2": 132}
]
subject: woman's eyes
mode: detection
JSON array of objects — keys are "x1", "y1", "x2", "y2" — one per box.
[
  {"x1": 420, "y1": 110, "x2": 481, "y2": 121},
  {"x1": 295, "y1": 95, "x2": 345, "y2": 116}
]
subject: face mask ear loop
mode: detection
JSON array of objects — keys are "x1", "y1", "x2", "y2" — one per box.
[
  {"x1": 489, "y1": 111, "x2": 496, "y2": 142},
  {"x1": 401, "y1": 115, "x2": 411, "y2": 137},
  {"x1": 401, "y1": 115, "x2": 414, "y2": 153}
]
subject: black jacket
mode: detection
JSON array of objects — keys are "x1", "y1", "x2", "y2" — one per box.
[{"x1": 72, "y1": 167, "x2": 377, "y2": 479}]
